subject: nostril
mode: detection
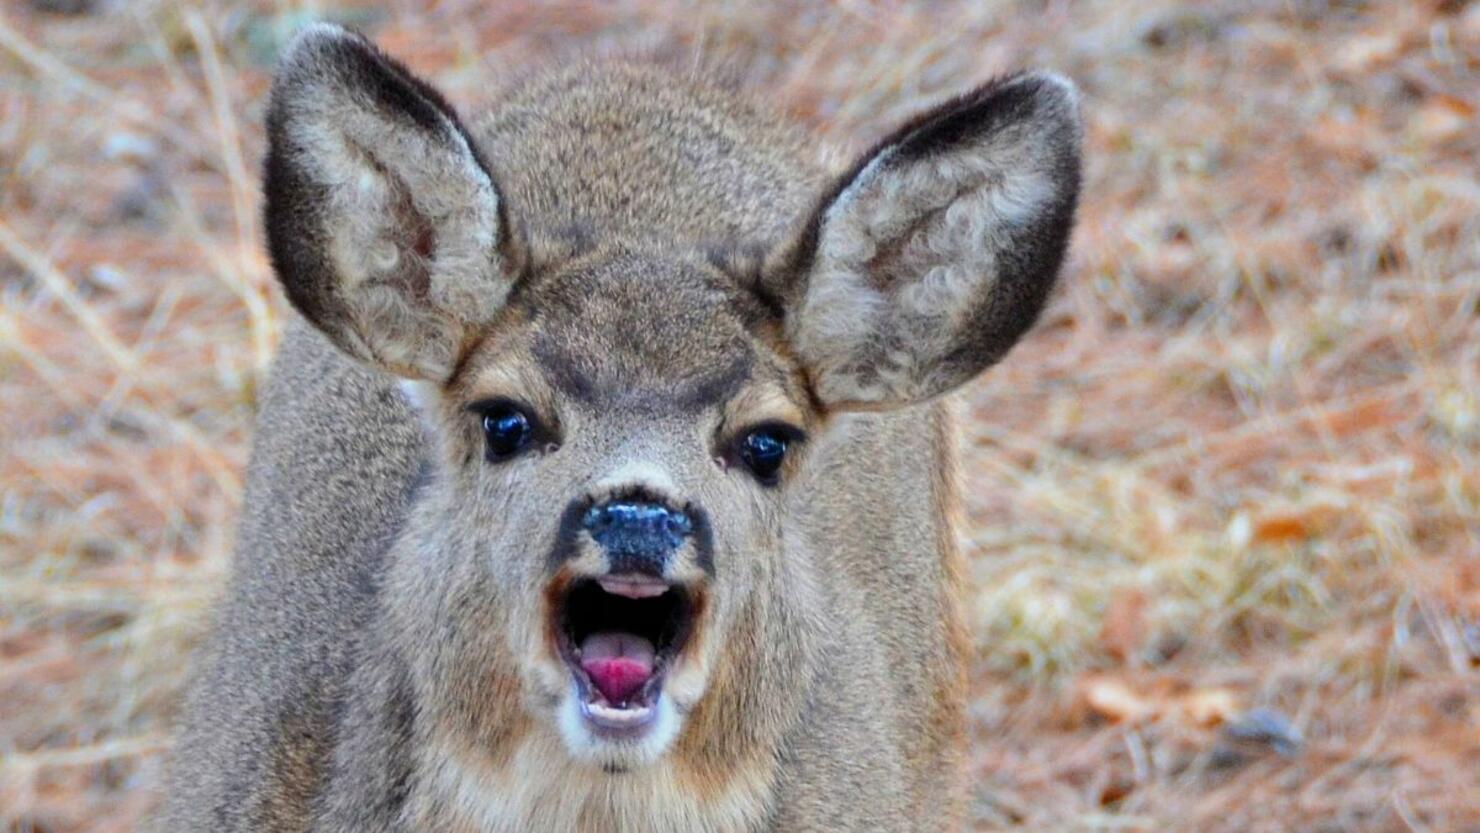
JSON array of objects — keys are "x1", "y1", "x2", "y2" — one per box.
[{"x1": 582, "y1": 501, "x2": 693, "y2": 561}]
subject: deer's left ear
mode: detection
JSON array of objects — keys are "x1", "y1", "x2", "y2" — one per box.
[{"x1": 769, "y1": 72, "x2": 1082, "y2": 409}]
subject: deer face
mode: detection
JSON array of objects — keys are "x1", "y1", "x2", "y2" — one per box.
[{"x1": 399, "y1": 249, "x2": 816, "y2": 768}]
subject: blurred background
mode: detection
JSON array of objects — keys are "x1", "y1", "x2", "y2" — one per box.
[{"x1": 1, "y1": 1, "x2": 1477, "y2": 830}]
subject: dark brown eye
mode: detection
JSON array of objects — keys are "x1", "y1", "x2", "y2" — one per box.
[
  {"x1": 480, "y1": 402, "x2": 533, "y2": 462},
  {"x1": 736, "y1": 424, "x2": 802, "y2": 485}
]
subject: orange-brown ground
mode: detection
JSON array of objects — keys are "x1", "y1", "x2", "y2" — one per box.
[{"x1": 2, "y1": 1, "x2": 1477, "y2": 831}]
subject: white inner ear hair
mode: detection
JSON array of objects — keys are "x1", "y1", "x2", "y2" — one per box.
[
  {"x1": 287, "y1": 79, "x2": 508, "y2": 380},
  {"x1": 792, "y1": 113, "x2": 1059, "y2": 405}
]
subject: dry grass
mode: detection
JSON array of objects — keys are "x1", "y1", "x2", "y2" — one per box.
[{"x1": 2, "y1": 1, "x2": 1477, "y2": 831}]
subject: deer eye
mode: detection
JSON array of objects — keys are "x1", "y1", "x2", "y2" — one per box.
[
  {"x1": 479, "y1": 401, "x2": 534, "y2": 462},
  {"x1": 736, "y1": 424, "x2": 800, "y2": 485}
]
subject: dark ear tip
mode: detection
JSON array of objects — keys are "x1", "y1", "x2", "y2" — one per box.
[
  {"x1": 276, "y1": 21, "x2": 371, "y2": 75},
  {"x1": 1001, "y1": 70, "x2": 1083, "y2": 132},
  {"x1": 1007, "y1": 71, "x2": 1079, "y2": 103}
]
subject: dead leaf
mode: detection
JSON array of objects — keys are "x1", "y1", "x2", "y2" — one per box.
[
  {"x1": 1179, "y1": 688, "x2": 1240, "y2": 727},
  {"x1": 1252, "y1": 513, "x2": 1311, "y2": 543},
  {"x1": 1243, "y1": 503, "x2": 1337, "y2": 546},
  {"x1": 1410, "y1": 96, "x2": 1476, "y2": 144},
  {"x1": 1334, "y1": 33, "x2": 1402, "y2": 73},
  {"x1": 1082, "y1": 675, "x2": 1156, "y2": 724},
  {"x1": 1080, "y1": 674, "x2": 1244, "y2": 731}
]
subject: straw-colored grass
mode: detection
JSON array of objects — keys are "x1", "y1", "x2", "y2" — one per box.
[{"x1": 2, "y1": 1, "x2": 1476, "y2": 830}]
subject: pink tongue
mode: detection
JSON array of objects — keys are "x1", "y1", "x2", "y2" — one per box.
[{"x1": 579, "y1": 632, "x2": 656, "y2": 704}]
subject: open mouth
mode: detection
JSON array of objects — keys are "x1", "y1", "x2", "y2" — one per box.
[{"x1": 555, "y1": 576, "x2": 698, "y2": 735}]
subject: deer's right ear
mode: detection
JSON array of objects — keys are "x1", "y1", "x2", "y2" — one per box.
[{"x1": 264, "y1": 24, "x2": 514, "y2": 381}]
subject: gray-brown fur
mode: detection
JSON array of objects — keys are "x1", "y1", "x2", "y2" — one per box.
[{"x1": 155, "y1": 22, "x2": 1081, "y2": 833}]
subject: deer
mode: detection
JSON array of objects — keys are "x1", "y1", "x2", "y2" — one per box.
[{"x1": 154, "y1": 22, "x2": 1081, "y2": 833}]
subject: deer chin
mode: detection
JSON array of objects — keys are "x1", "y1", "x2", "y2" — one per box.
[{"x1": 548, "y1": 575, "x2": 704, "y2": 765}]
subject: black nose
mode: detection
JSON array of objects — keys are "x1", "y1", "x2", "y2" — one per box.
[{"x1": 582, "y1": 501, "x2": 693, "y2": 576}]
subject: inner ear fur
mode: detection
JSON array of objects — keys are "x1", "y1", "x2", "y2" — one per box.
[
  {"x1": 264, "y1": 23, "x2": 515, "y2": 381},
  {"x1": 768, "y1": 72, "x2": 1083, "y2": 409}
]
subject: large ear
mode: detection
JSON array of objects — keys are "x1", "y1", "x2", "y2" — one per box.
[
  {"x1": 769, "y1": 72, "x2": 1082, "y2": 409},
  {"x1": 263, "y1": 24, "x2": 514, "y2": 381}
]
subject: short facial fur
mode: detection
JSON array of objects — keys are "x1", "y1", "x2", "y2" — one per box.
[{"x1": 156, "y1": 22, "x2": 1081, "y2": 833}]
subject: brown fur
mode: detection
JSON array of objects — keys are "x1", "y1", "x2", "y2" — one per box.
[{"x1": 154, "y1": 22, "x2": 1080, "y2": 833}]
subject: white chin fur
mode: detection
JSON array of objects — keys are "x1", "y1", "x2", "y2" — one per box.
[{"x1": 557, "y1": 684, "x2": 681, "y2": 768}]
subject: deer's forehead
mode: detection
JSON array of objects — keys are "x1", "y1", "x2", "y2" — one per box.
[{"x1": 465, "y1": 254, "x2": 773, "y2": 412}]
